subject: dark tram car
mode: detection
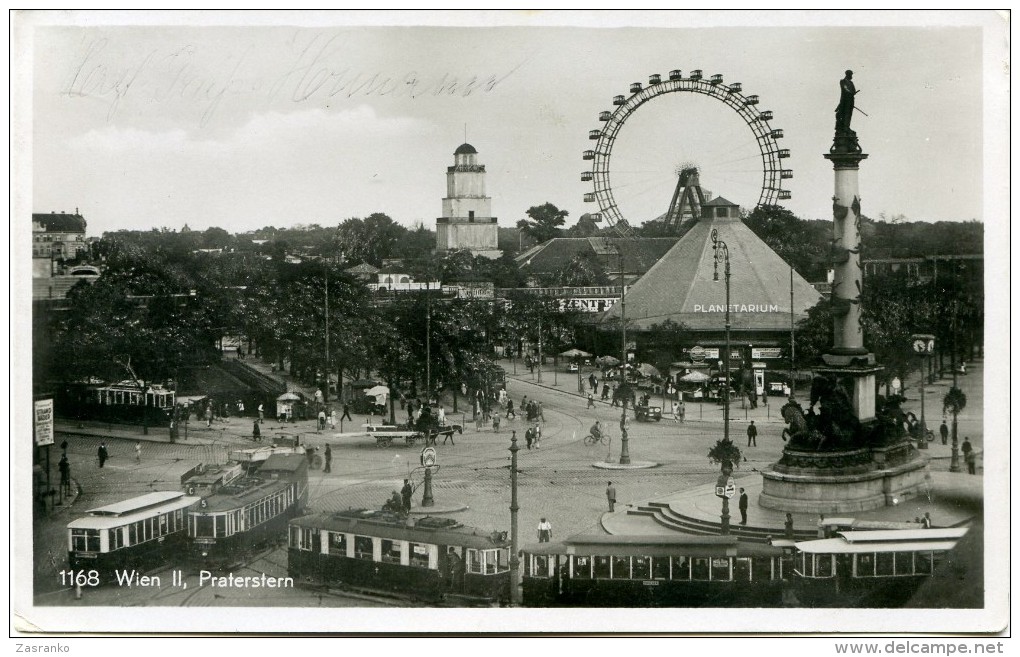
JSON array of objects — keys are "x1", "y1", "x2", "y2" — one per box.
[
  {"x1": 288, "y1": 510, "x2": 512, "y2": 605},
  {"x1": 67, "y1": 491, "x2": 201, "y2": 581},
  {"x1": 186, "y1": 453, "x2": 308, "y2": 568},
  {"x1": 790, "y1": 528, "x2": 968, "y2": 608},
  {"x1": 522, "y1": 534, "x2": 789, "y2": 608}
]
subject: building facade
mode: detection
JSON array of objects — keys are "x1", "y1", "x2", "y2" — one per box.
[{"x1": 436, "y1": 143, "x2": 501, "y2": 259}]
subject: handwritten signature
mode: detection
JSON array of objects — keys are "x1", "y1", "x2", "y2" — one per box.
[{"x1": 61, "y1": 33, "x2": 525, "y2": 126}]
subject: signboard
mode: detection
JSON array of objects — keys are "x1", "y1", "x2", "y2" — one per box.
[
  {"x1": 751, "y1": 347, "x2": 782, "y2": 359},
  {"x1": 715, "y1": 475, "x2": 736, "y2": 499},
  {"x1": 703, "y1": 348, "x2": 720, "y2": 360},
  {"x1": 34, "y1": 399, "x2": 54, "y2": 447},
  {"x1": 724, "y1": 478, "x2": 736, "y2": 499},
  {"x1": 690, "y1": 346, "x2": 706, "y2": 362},
  {"x1": 420, "y1": 446, "x2": 437, "y2": 468}
]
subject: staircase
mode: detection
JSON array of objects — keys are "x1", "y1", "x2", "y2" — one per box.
[{"x1": 627, "y1": 501, "x2": 817, "y2": 543}]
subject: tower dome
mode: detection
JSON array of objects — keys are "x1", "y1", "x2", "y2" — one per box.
[{"x1": 454, "y1": 143, "x2": 478, "y2": 155}]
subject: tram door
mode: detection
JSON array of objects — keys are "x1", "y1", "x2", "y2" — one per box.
[{"x1": 441, "y1": 546, "x2": 465, "y2": 592}]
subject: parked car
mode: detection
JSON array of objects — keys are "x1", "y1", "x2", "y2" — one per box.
[
  {"x1": 634, "y1": 403, "x2": 662, "y2": 422},
  {"x1": 567, "y1": 362, "x2": 579, "y2": 373}
]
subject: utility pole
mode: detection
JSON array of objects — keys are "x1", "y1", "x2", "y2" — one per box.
[
  {"x1": 617, "y1": 246, "x2": 631, "y2": 465},
  {"x1": 790, "y1": 265, "x2": 795, "y2": 395},
  {"x1": 949, "y1": 302, "x2": 961, "y2": 472},
  {"x1": 712, "y1": 230, "x2": 731, "y2": 445},
  {"x1": 508, "y1": 431, "x2": 521, "y2": 605},
  {"x1": 324, "y1": 262, "x2": 330, "y2": 404},
  {"x1": 537, "y1": 310, "x2": 543, "y2": 384}
]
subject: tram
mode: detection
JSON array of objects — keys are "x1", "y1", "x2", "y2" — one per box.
[
  {"x1": 789, "y1": 527, "x2": 968, "y2": 608},
  {"x1": 186, "y1": 453, "x2": 308, "y2": 568},
  {"x1": 522, "y1": 534, "x2": 789, "y2": 607},
  {"x1": 288, "y1": 509, "x2": 512, "y2": 605},
  {"x1": 66, "y1": 491, "x2": 201, "y2": 580}
]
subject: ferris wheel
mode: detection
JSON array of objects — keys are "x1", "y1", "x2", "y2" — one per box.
[{"x1": 582, "y1": 69, "x2": 791, "y2": 237}]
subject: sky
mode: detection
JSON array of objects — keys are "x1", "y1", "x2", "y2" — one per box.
[{"x1": 20, "y1": 11, "x2": 1007, "y2": 237}]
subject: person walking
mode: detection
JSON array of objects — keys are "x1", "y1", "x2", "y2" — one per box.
[
  {"x1": 538, "y1": 402, "x2": 546, "y2": 422},
  {"x1": 939, "y1": 420, "x2": 949, "y2": 445},
  {"x1": 606, "y1": 481, "x2": 617, "y2": 512},
  {"x1": 784, "y1": 513, "x2": 795, "y2": 539},
  {"x1": 961, "y1": 437, "x2": 975, "y2": 474},
  {"x1": 252, "y1": 420, "x2": 262, "y2": 442},
  {"x1": 588, "y1": 373, "x2": 597, "y2": 392},
  {"x1": 592, "y1": 376, "x2": 599, "y2": 396},
  {"x1": 258, "y1": 403, "x2": 264, "y2": 424},
  {"x1": 401, "y1": 479, "x2": 413, "y2": 514},
  {"x1": 525, "y1": 426, "x2": 534, "y2": 450},
  {"x1": 533, "y1": 425, "x2": 542, "y2": 449},
  {"x1": 587, "y1": 393, "x2": 596, "y2": 409},
  {"x1": 135, "y1": 441, "x2": 142, "y2": 463},
  {"x1": 97, "y1": 442, "x2": 108, "y2": 468},
  {"x1": 738, "y1": 488, "x2": 748, "y2": 525},
  {"x1": 921, "y1": 512, "x2": 933, "y2": 529},
  {"x1": 341, "y1": 402, "x2": 352, "y2": 422},
  {"x1": 537, "y1": 518, "x2": 552, "y2": 543},
  {"x1": 323, "y1": 444, "x2": 332, "y2": 473},
  {"x1": 205, "y1": 405, "x2": 213, "y2": 429},
  {"x1": 506, "y1": 399, "x2": 515, "y2": 420},
  {"x1": 746, "y1": 420, "x2": 757, "y2": 447},
  {"x1": 601, "y1": 384, "x2": 610, "y2": 401},
  {"x1": 329, "y1": 409, "x2": 337, "y2": 431},
  {"x1": 492, "y1": 413, "x2": 501, "y2": 433},
  {"x1": 317, "y1": 409, "x2": 326, "y2": 431},
  {"x1": 58, "y1": 455, "x2": 71, "y2": 496}
]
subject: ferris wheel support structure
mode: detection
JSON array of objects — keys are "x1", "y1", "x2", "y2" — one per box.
[{"x1": 582, "y1": 70, "x2": 792, "y2": 237}]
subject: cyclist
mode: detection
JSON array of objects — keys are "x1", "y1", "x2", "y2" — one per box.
[{"x1": 590, "y1": 420, "x2": 604, "y2": 442}]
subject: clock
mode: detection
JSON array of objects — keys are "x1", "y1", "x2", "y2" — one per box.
[{"x1": 912, "y1": 339, "x2": 927, "y2": 354}]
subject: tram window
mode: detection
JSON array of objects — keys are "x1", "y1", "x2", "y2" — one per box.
[
  {"x1": 652, "y1": 557, "x2": 669, "y2": 580},
  {"x1": 195, "y1": 516, "x2": 214, "y2": 538},
  {"x1": 215, "y1": 515, "x2": 227, "y2": 538},
  {"x1": 160, "y1": 514, "x2": 169, "y2": 535},
  {"x1": 533, "y1": 555, "x2": 549, "y2": 578},
  {"x1": 671, "y1": 557, "x2": 691, "y2": 581},
  {"x1": 483, "y1": 549, "x2": 502, "y2": 574},
  {"x1": 915, "y1": 551, "x2": 933, "y2": 575},
  {"x1": 129, "y1": 523, "x2": 139, "y2": 545},
  {"x1": 381, "y1": 539, "x2": 402, "y2": 564},
  {"x1": 632, "y1": 556, "x2": 650, "y2": 580},
  {"x1": 780, "y1": 554, "x2": 795, "y2": 578},
  {"x1": 573, "y1": 556, "x2": 592, "y2": 579},
  {"x1": 711, "y1": 557, "x2": 731, "y2": 581},
  {"x1": 466, "y1": 549, "x2": 482, "y2": 574},
  {"x1": 752, "y1": 557, "x2": 773, "y2": 581},
  {"x1": 496, "y1": 548, "x2": 509, "y2": 572},
  {"x1": 330, "y1": 532, "x2": 348, "y2": 555},
  {"x1": 612, "y1": 556, "x2": 630, "y2": 579},
  {"x1": 593, "y1": 556, "x2": 611, "y2": 579},
  {"x1": 857, "y1": 553, "x2": 875, "y2": 577},
  {"x1": 894, "y1": 552, "x2": 914, "y2": 576},
  {"x1": 354, "y1": 536, "x2": 373, "y2": 560},
  {"x1": 692, "y1": 558, "x2": 711, "y2": 580},
  {"x1": 815, "y1": 555, "x2": 834, "y2": 578},
  {"x1": 71, "y1": 529, "x2": 101, "y2": 553},
  {"x1": 109, "y1": 528, "x2": 123, "y2": 551},
  {"x1": 289, "y1": 527, "x2": 300, "y2": 548},
  {"x1": 409, "y1": 543, "x2": 430, "y2": 569},
  {"x1": 876, "y1": 552, "x2": 894, "y2": 576},
  {"x1": 734, "y1": 557, "x2": 752, "y2": 581}
]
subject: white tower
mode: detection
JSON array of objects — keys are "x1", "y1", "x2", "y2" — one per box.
[{"x1": 436, "y1": 143, "x2": 501, "y2": 259}]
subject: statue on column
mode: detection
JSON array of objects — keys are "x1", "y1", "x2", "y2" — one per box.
[{"x1": 831, "y1": 70, "x2": 863, "y2": 154}]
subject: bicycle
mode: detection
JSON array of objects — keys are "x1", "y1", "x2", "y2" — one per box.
[{"x1": 584, "y1": 431, "x2": 609, "y2": 446}]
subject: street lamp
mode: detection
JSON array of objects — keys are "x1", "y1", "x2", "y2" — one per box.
[
  {"x1": 711, "y1": 229, "x2": 732, "y2": 447},
  {"x1": 611, "y1": 242, "x2": 631, "y2": 465},
  {"x1": 910, "y1": 334, "x2": 935, "y2": 450},
  {"x1": 508, "y1": 431, "x2": 521, "y2": 606}
]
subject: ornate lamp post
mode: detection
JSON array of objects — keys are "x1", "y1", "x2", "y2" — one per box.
[
  {"x1": 910, "y1": 334, "x2": 935, "y2": 449},
  {"x1": 508, "y1": 431, "x2": 521, "y2": 605},
  {"x1": 711, "y1": 229, "x2": 732, "y2": 446}
]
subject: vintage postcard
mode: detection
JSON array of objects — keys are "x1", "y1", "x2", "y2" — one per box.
[{"x1": 11, "y1": 10, "x2": 1009, "y2": 641}]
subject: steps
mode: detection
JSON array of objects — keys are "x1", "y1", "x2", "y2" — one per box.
[{"x1": 628, "y1": 501, "x2": 816, "y2": 543}]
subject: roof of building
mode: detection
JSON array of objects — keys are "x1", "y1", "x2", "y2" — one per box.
[
  {"x1": 454, "y1": 143, "x2": 478, "y2": 155},
  {"x1": 701, "y1": 196, "x2": 739, "y2": 207},
  {"x1": 516, "y1": 237, "x2": 679, "y2": 275},
  {"x1": 345, "y1": 263, "x2": 381, "y2": 275},
  {"x1": 600, "y1": 214, "x2": 822, "y2": 331},
  {"x1": 33, "y1": 212, "x2": 86, "y2": 233}
]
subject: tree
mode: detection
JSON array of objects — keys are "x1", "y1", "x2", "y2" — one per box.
[
  {"x1": 708, "y1": 437, "x2": 742, "y2": 473},
  {"x1": 517, "y1": 202, "x2": 568, "y2": 244}
]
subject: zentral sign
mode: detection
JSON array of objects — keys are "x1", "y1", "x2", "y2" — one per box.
[
  {"x1": 556, "y1": 298, "x2": 618, "y2": 313},
  {"x1": 751, "y1": 347, "x2": 782, "y2": 359}
]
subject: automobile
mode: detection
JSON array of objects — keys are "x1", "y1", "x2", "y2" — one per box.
[
  {"x1": 567, "y1": 363, "x2": 579, "y2": 373},
  {"x1": 634, "y1": 404, "x2": 662, "y2": 422}
]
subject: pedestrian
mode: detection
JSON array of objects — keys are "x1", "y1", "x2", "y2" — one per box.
[
  {"x1": 97, "y1": 442, "x2": 108, "y2": 468},
  {"x1": 678, "y1": 400, "x2": 686, "y2": 423},
  {"x1": 329, "y1": 409, "x2": 337, "y2": 430},
  {"x1": 601, "y1": 384, "x2": 610, "y2": 401},
  {"x1": 606, "y1": 481, "x2": 617, "y2": 512},
  {"x1": 58, "y1": 455, "x2": 71, "y2": 495},
  {"x1": 922, "y1": 512, "x2": 933, "y2": 529},
  {"x1": 593, "y1": 376, "x2": 599, "y2": 396},
  {"x1": 492, "y1": 414, "x2": 501, "y2": 433},
  {"x1": 475, "y1": 408, "x2": 484, "y2": 431},
  {"x1": 939, "y1": 420, "x2": 949, "y2": 445},
  {"x1": 437, "y1": 405, "x2": 446, "y2": 427},
  {"x1": 318, "y1": 409, "x2": 326, "y2": 431},
  {"x1": 506, "y1": 399, "x2": 515, "y2": 420},
  {"x1": 738, "y1": 488, "x2": 748, "y2": 525},
  {"x1": 237, "y1": 399, "x2": 245, "y2": 415},
  {"x1": 589, "y1": 373, "x2": 596, "y2": 391},
  {"x1": 61, "y1": 439, "x2": 69, "y2": 453},
  {"x1": 205, "y1": 406, "x2": 213, "y2": 428},
  {"x1": 521, "y1": 396, "x2": 528, "y2": 413},
  {"x1": 323, "y1": 444, "x2": 332, "y2": 473},
  {"x1": 252, "y1": 420, "x2": 261, "y2": 442},
  {"x1": 784, "y1": 513, "x2": 794, "y2": 539},
  {"x1": 746, "y1": 420, "x2": 757, "y2": 447},
  {"x1": 537, "y1": 517, "x2": 552, "y2": 543},
  {"x1": 135, "y1": 441, "x2": 141, "y2": 463},
  {"x1": 525, "y1": 427, "x2": 534, "y2": 450},
  {"x1": 538, "y1": 402, "x2": 546, "y2": 422},
  {"x1": 533, "y1": 425, "x2": 541, "y2": 449},
  {"x1": 961, "y1": 437, "x2": 975, "y2": 474},
  {"x1": 587, "y1": 393, "x2": 595, "y2": 409},
  {"x1": 611, "y1": 385, "x2": 619, "y2": 407},
  {"x1": 401, "y1": 479, "x2": 413, "y2": 513},
  {"x1": 341, "y1": 402, "x2": 352, "y2": 422},
  {"x1": 314, "y1": 388, "x2": 323, "y2": 405}
]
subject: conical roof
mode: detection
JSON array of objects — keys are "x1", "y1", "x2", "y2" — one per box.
[{"x1": 602, "y1": 214, "x2": 821, "y2": 331}]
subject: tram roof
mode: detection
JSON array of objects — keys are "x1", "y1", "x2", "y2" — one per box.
[
  {"x1": 83, "y1": 491, "x2": 189, "y2": 516},
  {"x1": 290, "y1": 512, "x2": 510, "y2": 550},
  {"x1": 524, "y1": 534, "x2": 785, "y2": 558},
  {"x1": 795, "y1": 537, "x2": 963, "y2": 555},
  {"x1": 68, "y1": 495, "x2": 201, "y2": 529},
  {"x1": 194, "y1": 479, "x2": 294, "y2": 513},
  {"x1": 837, "y1": 528, "x2": 969, "y2": 543}
]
